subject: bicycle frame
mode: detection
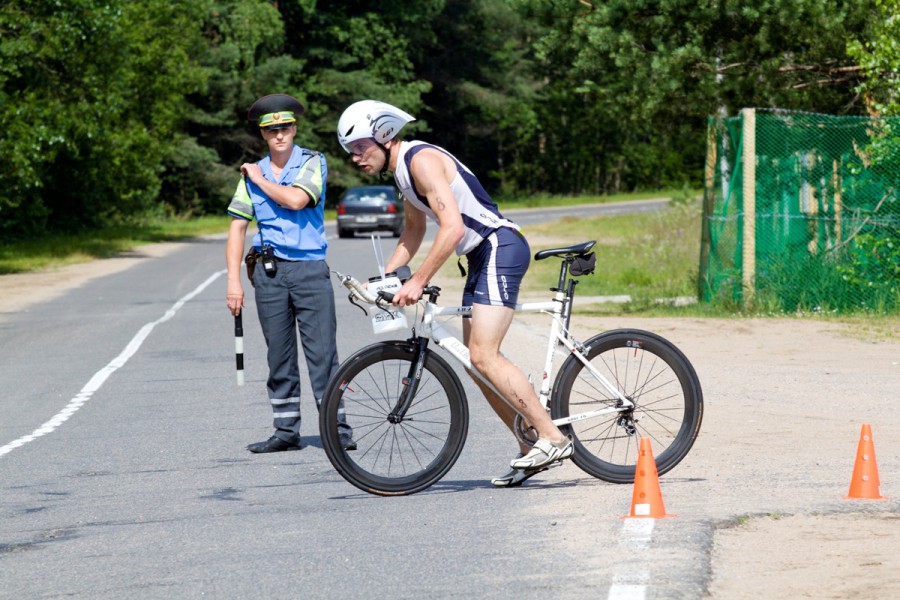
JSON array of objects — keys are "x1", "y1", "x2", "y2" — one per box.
[
  {"x1": 335, "y1": 269, "x2": 635, "y2": 429},
  {"x1": 421, "y1": 294, "x2": 635, "y2": 426}
]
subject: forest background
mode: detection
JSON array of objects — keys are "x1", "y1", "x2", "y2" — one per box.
[{"x1": 1, "y1": 0, "x2": 898, "y2": 239}]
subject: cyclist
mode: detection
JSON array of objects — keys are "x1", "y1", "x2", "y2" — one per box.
[{"x1": 336, "y1": 100, "x2": 573, "y2": 486}]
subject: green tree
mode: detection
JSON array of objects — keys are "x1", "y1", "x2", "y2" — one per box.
[
  {"x1": 503, "y1": 0, "x2": 873, "y2": 195},
  {"x1": 163, "y1": 0, "x2": 304, "y2": 215},
  {"x1": 844, "y1": 0, "x2": 900, "y2": 305},
  {"x1": 1, "y1": 0, "x2": 891, "y2": 234},
  {"x1": 848, "y1": 0, "x2": 900, "y2": 116},
  {"x1": 278, "y1": 0, "x2": 439, "y2": 194},
  {"x1": 0, "y1": 0, "x2": 210, "y2": 236},
  {"x1": 413, "y1": 0, "x2": 541, "y2": 197}
]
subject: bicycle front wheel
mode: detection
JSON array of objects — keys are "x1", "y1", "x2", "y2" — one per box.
[
  {"x1": 319, "y1": 340, "x2": 469, "y2": 496},
  {"x1": 551, "y1": 329, "x2": 703, "y2": 484}
]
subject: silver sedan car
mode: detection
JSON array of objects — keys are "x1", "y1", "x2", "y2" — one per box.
[{"x1": 336, "y1": 185, "x2": 404, "y2": 238}]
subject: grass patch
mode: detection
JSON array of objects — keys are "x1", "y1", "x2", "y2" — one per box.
[
  {"x1": 827, "y1": 314, "x2": 900, "y2": 342},
  {"x1": 519, "y1": 200, "x2": 900, "y2": 329},
  {"x1": 0, "y1": 215, "x2": 232, "y2": 274},
  {"x1": 421, "y1": 195, "x2": 897, "y2": 328},
  {"x1": 500, "y1": 189, "x2": 682, "y2": 210},
  {"x1": 522, "y1": 200, "x2": 703, "y2": 304}
]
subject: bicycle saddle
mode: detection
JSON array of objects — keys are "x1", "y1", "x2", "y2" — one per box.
[{"x1": 534, "y1": 240, "x2": 596, "y2": 261}]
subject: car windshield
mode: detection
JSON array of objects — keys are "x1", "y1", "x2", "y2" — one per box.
[{"x1": 343, "y1": 188, "x2": 394, "y2": 203}]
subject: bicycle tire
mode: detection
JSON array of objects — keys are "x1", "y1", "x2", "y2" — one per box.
[
  {"x1": 319, "y1": 340, "x2": 469, "y2": 496},
  {"x1": 551, "y1": 329, "x2": 703, "y2": 484}
]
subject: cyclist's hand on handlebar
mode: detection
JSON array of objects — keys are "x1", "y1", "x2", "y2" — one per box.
[{"x1": 393, "y1": 279, "x2": 425, "y2": 308}]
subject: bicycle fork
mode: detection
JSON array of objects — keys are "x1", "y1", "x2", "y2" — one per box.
[{"x1": 388, "y1": 337, "x2": 430, "y2": 423}]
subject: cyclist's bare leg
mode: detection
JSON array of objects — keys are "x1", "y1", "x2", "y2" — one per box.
[
  {"x1": 463, "y1": 304, "x2": 565, "y2": 444},
  {"x1": 464, "y1": 371, "x2": 532, "y2": 455},
  {"x1": 463, "y1": 317, "x2": 537, "y2": 453}
]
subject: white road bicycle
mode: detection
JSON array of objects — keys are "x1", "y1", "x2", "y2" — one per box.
[{"x1": 320, "y1": 240, "x2": 703, "y2": 496}]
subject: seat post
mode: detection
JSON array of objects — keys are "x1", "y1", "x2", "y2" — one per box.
[{"x1": 554, "y1": 256, "x2": 571, "y2": 292}]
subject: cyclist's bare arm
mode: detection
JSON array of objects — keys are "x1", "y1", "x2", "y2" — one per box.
[
  {"x1": 390, "y1": 150, "x2": 464, "y2": 307},
  {"x1": 386, "y1": 198, "x2": 425, "y2": 272}
]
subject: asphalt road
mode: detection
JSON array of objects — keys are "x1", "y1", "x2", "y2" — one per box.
[{"x1": 0, "y1": 199, "x2": 717, "y2": 599}]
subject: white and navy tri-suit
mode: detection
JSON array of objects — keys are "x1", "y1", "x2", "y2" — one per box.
[{"x1": 393, "y1": 141, "x2": 530, "y2": 308}]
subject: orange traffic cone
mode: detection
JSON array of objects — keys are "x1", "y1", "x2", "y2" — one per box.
[
  {"x1": 622, "y1": 437, "x2": 675, "y2": 518},
  {"x1": 845, "y1": 423, "x2": 886, "y2": 500}
]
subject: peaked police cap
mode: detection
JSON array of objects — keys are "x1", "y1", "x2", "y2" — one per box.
[{"x1": 247, "y1": 94, "x2": 305, "y2": 129}]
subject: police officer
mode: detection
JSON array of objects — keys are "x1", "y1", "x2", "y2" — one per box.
[{"x1": 226, "y1": 94, "x2": 353, "y2": 453}]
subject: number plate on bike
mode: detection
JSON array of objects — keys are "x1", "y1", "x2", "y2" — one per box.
[{"x1": 372, "y1": 308, "x2": 408, "y2": 334}]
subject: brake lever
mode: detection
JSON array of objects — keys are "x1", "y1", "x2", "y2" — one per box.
[
  {"x1": 347, "y1": 293, "x2": 368, "y2": 315},
  {"x1": 375, "y1": 292, "x2": 408, "y2": 322},
  {"x1": 375, "y1": 291, "x2": 397, "y2": 317}
]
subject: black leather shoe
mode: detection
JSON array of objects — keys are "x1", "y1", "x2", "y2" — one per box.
[
  {"x1": 340, "y1": 435, "x2": 357, "y2": 451},
  {"x1": 247, "y1": 436, "x2": 302, "y2": 453}
]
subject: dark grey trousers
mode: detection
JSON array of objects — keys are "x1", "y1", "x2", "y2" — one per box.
[{"x1": 253, "y1": 259, "x2": 347, "y2": 442}]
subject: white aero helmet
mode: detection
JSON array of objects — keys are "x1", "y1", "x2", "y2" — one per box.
[{"x1": 337, "y1": 100, "x2": 416, "y2": 153}]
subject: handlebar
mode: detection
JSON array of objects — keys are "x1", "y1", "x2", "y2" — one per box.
[
  {"x1": 334, "y1": 272, "x2": 390, "y2": 306},
  {"x1": 333, "y1": 269, "x2": 441, "y2": 312}
]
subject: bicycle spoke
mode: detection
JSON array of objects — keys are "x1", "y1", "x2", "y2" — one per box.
[
  {"x1": 321, "y1": 349, "x2": 467, "y2": 492},
  {"x1": 552, "y1": 330, "x2": 702, "y2": 483}
]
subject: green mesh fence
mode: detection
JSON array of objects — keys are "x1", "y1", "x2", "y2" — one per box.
[{"x1": 700, "y1": 109, "x2": 900, "y2": 314}]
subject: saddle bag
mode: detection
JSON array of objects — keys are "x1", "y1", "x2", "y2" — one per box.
[{"x1": 570, "y1": 252, "x2": 596, "y2": 276}]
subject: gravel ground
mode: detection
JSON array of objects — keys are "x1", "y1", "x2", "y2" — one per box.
[{"x1": 508, "y1": 309, "x2": 900, "y2": 599}]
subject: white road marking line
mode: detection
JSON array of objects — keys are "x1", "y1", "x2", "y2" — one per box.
[
  {"x1": 607, "y1": 518, "x2": 655, "y2": 599},
  {"x1": 608, "y1": 584, "x2": 647, "y2": 600},
  {"x1": 0, "y1": 270, "x2": 225, "y2": 458},
  {"x1": 619, "y1": 518, "x2": 655, "y2": 549}
]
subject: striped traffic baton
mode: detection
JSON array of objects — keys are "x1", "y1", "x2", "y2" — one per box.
[{"x1": 234, "y1": 311, "x2": 244, "y2": 386}]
